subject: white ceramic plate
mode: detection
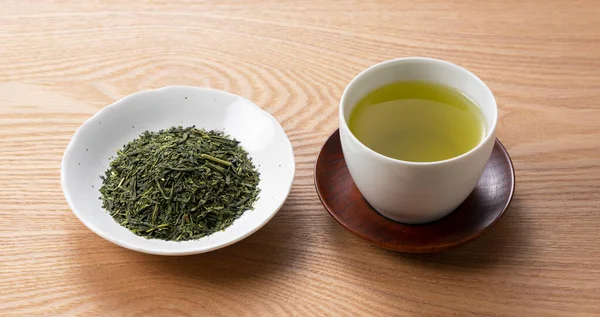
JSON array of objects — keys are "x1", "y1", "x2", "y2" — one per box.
[{"x1": 61, "y1": 86, "x2": 295, "y2": 255}]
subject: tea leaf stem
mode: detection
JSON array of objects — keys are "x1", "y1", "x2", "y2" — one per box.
[{"x1": 201, "y1": 154, "x2": 232, "y2": 167}]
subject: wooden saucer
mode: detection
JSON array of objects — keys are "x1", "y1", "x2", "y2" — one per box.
[{"x1": 314, "y1": 130, "x2": 515, "y2": 253}]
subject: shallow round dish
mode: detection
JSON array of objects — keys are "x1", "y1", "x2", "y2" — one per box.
[{"x1": 61, "y1": 86, "x2": 295, "y2": 255}]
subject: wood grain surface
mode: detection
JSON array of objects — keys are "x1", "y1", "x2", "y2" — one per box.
[{"x1": 1, "y1": 1, "x2": 600, "y2": 316}]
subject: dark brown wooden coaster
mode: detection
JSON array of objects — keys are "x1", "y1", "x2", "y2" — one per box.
[{"x1": 314, "y1": 129, "x2": 515, "y2": 253}]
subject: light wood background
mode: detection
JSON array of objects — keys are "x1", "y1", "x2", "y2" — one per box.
[{"x1": 1, "y1": 1, "x2": 600, "y2": 316}]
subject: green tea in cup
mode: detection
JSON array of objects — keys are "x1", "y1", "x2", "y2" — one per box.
[{"x1": 348, "y1": 80, "x2": 486, "y2": 162}]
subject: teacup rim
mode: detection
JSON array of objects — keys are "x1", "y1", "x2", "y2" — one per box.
[{"x1": 339, "y1": 56, "x2": 498, "y2": 166}]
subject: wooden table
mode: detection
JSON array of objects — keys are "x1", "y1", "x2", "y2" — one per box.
[{"x1": 2, "y1": 1, "x2": 600, "y2": 316}]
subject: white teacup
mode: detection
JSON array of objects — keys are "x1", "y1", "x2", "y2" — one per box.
[{"x1": 339, "y1": 57, "x2": 498, "y2": 224}]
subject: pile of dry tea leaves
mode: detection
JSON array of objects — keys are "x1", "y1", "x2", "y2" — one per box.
[{"x1": 99, "y1": 126, "x2": 260, "y2": 241}]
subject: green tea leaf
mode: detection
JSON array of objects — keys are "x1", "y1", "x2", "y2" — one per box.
[{"x1": 99, "y1": 126, "x2": 260, "y2": 241}]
